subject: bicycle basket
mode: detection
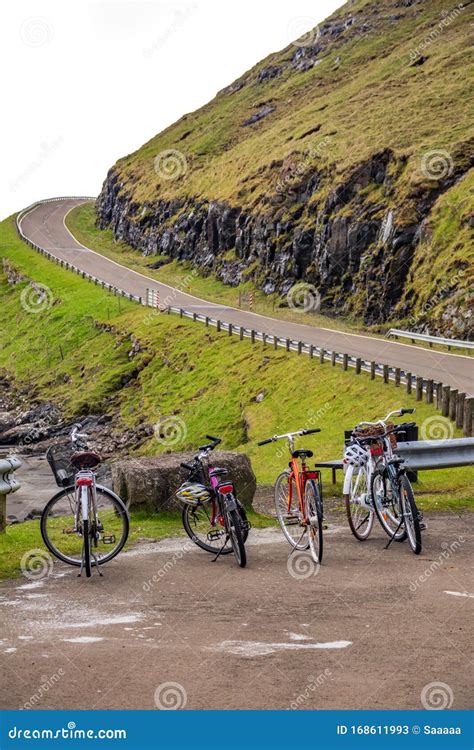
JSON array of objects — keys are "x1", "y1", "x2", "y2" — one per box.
[
  {"x1": 353, "y1": 422, "x2": 397, "y2": 450},
  {"x1": 46, "y1": 443, "x2": 76, "y2": 487}
]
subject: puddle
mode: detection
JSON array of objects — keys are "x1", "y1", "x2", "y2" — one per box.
[
  {"x1": 62, "y1": 637, "x2": 105, "y2": 644},
  {"x1": 209, "y1": 639, "x2": 352, "y2": 657}
]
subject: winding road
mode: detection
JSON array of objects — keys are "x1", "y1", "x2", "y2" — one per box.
[{"x1": 18, "y1": 198, "x2": 473, "y2": 395}]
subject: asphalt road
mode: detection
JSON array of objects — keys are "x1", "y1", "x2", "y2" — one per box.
[
  {"x1": 1, "y1": 513, "x2": 472, "y2": 710},
  {"x1": 18, "y1": 199, "x2": 473, "y2": 395}
]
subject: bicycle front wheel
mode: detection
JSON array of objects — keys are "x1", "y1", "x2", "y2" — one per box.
[
  {"x1": 304, "y1": 480, "x2": 323, "y2": 564},
  {"x1": 399, "y1": 475, "x2": 422, "y2": 554},
  {"x1": 41, "y1": 486, "x2": 129, "y2": 567},
  {"x1": 344, "y1": 465, "x2": 374, "y2": 541},
  {"x1": 274, "y1": 471, "x2": 308, "y2": 550}
]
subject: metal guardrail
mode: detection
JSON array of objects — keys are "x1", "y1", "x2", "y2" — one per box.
[
  {"x1": 387, "y1": 328, "x2": 473, "y2": 353},
  {"x1": 317, "y1": 437, "x2": 474, "y2": 483},
  {"x1": 0, "y1": 455, "x2": 21, "y2": 532}
]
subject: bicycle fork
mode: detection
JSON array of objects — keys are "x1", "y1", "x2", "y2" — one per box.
[{"x1": 77, "y1": 476, "x2": 103, "y2": 577}]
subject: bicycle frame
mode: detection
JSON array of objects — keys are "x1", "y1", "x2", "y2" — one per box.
[
  {"x1": 75, "y1": 469, "x2": 97, "y2": 532},
  {"x1": 288, "y1": 454, "x2": 320, "y2": 521}
]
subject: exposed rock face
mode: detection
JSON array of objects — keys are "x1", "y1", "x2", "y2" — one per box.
[
  {"x1": 96, "y1": 147, "x2": 469, "y2": 332},
  {"x1": 111, "y1": 451, "x2": 257, "y2": 511}
]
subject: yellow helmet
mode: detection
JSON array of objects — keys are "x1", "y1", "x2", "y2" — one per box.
[{"x1": 176, "y1": 482, "x2": 211, "y2": 506}]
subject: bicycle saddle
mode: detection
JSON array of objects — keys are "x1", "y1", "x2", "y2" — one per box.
[
  {"x1": 292, "y1": 449, "x2": 314, "y2": 459},
  {"x1": 209, "y1": 467, "x2": 229, "y2": 477},
  {"x1": 71, "y1": 451, "x2": 101, "y2": 469}
]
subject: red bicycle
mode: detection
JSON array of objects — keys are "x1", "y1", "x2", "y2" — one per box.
[{"x1": 258, "y1": 429, "x2": 323, "y2": 563}]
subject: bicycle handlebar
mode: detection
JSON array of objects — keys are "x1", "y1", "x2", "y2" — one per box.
[
  {"x1": 355, "y1": 408, "x2": 416, "y2": 429},
  {"x1": 180, "y1": 462, "x2": 195, "y2": 471},
  {"x1": 257, "y1": 428, "x2": 321, "y2": 446}
]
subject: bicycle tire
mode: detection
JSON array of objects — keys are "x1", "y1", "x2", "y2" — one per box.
[
  {"x1": 274, "y1": 471, "x2": 308, "y2": 550},
  {"x1": 371, "y1": 468, "x2": 407, "y2": 542},
  {"x1": 304, "y1": 480, "x2": 323, "y2": 564},
  {"x1": 41, "y1": 486, "x2": 129, "y2": 567},
  {"x1": 226, "y1": 507, "x2": 247, "y2": 568},
  {"x1": 399, "y1": 474, "x2": 422, "y2": 554},
  {"x1": 82, "y1": 518, "x2": 92, "y2": 577},
  {"x1": 181, "y1": 503, "x2": 233, "y2": 555},
  {"x1": 344, "y1": 464, "x2": 374, "y2": 541}
]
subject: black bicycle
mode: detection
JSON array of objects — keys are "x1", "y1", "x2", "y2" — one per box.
[{"x1": 176, "y1": 436, "x2": 250, "y2": 568}]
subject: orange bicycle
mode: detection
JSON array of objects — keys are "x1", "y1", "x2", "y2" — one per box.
[{"x1": 258, "y1": 429, "x2": 323, "y2": 563}]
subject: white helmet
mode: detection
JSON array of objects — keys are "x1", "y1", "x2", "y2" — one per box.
[
  {"x1": 175, "y1": 482, "x2": 211, "y2": 506},
  {"x1": 344, "y1": 443, "x2": 370, "y2": 467}
]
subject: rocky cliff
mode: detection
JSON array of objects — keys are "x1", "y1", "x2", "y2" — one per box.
[{"x1": 96, "y1": 0, "x2": 473, "y2": 337}]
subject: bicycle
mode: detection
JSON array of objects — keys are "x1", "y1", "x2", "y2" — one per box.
[
  {"x1": 343, "y1": 408, "x2": 423, "y2": 554},
  {"x1": 41, "y1": 424, "x2": 130, "y2": 577},
  {"x1": 177, "y1": 436, "x2": 250, "y2": 568},
  {"x1": 258, "y1": 429, "x2": 323, "y2": 564}
]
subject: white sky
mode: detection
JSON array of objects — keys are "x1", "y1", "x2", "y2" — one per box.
[{"x1": 2, "y1": 0, "x2": 343, "y2": 219}]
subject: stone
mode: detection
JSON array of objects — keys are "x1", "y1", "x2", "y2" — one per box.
[{"x1": 111, "y1": 451, "x2": 257, "y2": 511}]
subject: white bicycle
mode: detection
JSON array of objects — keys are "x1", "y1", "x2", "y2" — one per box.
[
  {"x1": 41, "y1": 425, "x2": 129, "y2": 577},
  {"x1": 343, "y1": 408, "x2": 417, "y2": 544}
]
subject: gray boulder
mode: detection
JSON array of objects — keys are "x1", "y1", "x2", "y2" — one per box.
[{"x1": 111, "y1": 451, "x2": 257, "y2": 512}]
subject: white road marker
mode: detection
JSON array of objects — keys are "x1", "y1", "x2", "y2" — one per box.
[
  {"x1": 209, "y1": 640, "x2": 352, "y2": 657},
  {"x1": 444, "y1": 590, "x2": 474, "y2": 599}
]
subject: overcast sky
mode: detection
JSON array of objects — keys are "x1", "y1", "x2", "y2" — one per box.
[{"x1": 2, "y1": 0, "x2": 343, "y2": 218}]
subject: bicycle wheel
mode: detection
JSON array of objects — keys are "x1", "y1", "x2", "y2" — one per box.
[
  {"x1": 181, "y1": 502, "x2": 233, "y2": 555},
  {"x1": 82, "y1": 518, "x2": 92, "y2": 577},
  {"x1": 304, "y1": 480, "x2": 323, "y2": 564},
  {"x1": 274, "y1": 471, "x2": 308, "y2": 550},
  {"x1": 399, "y1": 475, "x2": 422, "y2": 554},
  {"x1": 41, "y1": 486, "x2": 129, "y2": 567},
  {"x1": 226, "y1": 507, "x2": 247, "y2": 568},
  {"x1": 344, "y1": 465, "x2": 374, "y2": 541},
  {"x1": 371, "y1": 469, "x2": 407, "y2": 542}
]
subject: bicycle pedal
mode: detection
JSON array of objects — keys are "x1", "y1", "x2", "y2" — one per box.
[
  {"x1": 102, "y1": 534, "x2": 116, "y2": 544},
  {"x1": 62, "y1": 527, "x2": 76, "y2": 535},
  {"x1": 208, "y1": 529, "x2": 225, "y2": 542},
  {"x1": 419, "y1": 522, "x2": 427, "y2": 531}
]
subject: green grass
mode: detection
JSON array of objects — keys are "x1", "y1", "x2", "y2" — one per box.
[
  {"x1": 0, "y1": 509, "x2": 274, "y2": 580},
  {"x1": 0, "y1": 211, "x2": 472, "y2": 581}
]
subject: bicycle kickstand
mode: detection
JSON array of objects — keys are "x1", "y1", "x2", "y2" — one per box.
[
  {"x1": 91, "y1": 552, "x2": 103, "y2": 577},
  {"x1": 211, "y1": 535, "x2": 230, "y2": 562},
  {"x1": 384, "y1": 520, "x2": 404, "y2": 550}
]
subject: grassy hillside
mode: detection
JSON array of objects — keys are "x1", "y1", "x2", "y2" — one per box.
[
  {"x1": 96, "y1": 0, "x2": 473, "y2": 334},
  {"x1": 0, "y1": 215, "x2": 472, "y2": 508}
]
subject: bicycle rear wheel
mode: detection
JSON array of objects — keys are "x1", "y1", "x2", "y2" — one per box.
[
  {"x1": 371, "y1": 469, "x2": 406, "y2": 542},
  {"x1": 41, "y1": 486, "x2": 129, "y2": 567},
  {"x1": 304, "y1": 480, "x2": 323, "y2": 564},
  {"x1": 82, "y1": 518, "x2": 92, "y2": 577},
  {"x1": 399, "y1": 475, "x2": 422, "y2": 554},
  {"x1": 274, "y1": 471, "x2": 308, "y2": 550},
  {"x1": 344, "y1": 465, "x2": 374, "y2": 541},
  {"x1": 226, "y1": 508, "x2": 247, "y2": 568}
]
